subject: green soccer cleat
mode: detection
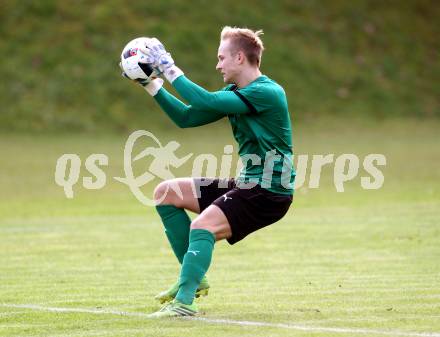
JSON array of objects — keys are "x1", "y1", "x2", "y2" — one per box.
[
  {"x1": 154, "y1": 276, "x2": 210, "y2": 304},
  {"x1": 148, "y1": 299, "x2": 198, "y2": 318}
]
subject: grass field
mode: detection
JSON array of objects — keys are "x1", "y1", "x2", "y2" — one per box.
[{"x1": 1, "y1": 118, "x2": 439, "y2": 336}]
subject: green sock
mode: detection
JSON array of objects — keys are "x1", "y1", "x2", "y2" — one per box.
[
  {"x1": 176, "y1": 229, "x2": 215, "y2": 305},
  {"x1": 156, "y1": 205, "x2": 191, "y2": 264}
]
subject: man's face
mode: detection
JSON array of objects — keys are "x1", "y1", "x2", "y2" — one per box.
[{"x1": 216, "y1": 39, "x2": 241, "y2": 84}]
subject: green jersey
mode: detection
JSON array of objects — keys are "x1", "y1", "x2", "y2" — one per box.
[
  {"x1": 223, "y1": 76, "x2": 294, "y2": 194},
  {"x1": 154, "y1": 75, "x2": 295, "y2": 195}
]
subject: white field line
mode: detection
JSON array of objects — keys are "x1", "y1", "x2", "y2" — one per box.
[{"x1": 1, "y1": 303, "x2": 440, "y2": 337}]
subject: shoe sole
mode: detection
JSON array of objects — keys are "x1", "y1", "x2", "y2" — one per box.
[{"x1": 148, "y1": 309, "x2": 197, "y2": 318}]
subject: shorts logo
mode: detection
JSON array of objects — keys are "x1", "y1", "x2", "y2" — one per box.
[{"x1": 223, "y1": 195, "x2": 232, "y2": 202}]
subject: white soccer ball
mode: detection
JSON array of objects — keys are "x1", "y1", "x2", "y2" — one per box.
[{"x1": 120, "y1": 37, "x2": 160, "y2": 81}]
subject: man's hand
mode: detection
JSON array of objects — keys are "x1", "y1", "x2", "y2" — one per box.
[
  {"x1": 119, "y1": 61, "x2": 163, "y2": 96},
  {"x1": 138, "y1": 38, "x2": 183, "y2": 83},
  {"x1": 139, "y1": 38, "x2": 175, "y2": 73}
]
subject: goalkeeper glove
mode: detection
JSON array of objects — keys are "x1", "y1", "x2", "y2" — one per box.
[
  {"x1": 119, "y1": 62, "x2": 163, "y2": 96},
  {"x1": 139, "y1": 38, "x2": 183, "y2": 83}
]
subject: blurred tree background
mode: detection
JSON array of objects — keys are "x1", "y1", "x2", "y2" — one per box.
[{"x1": 0, "y1": 0, "x2": 439, "y2": 132}]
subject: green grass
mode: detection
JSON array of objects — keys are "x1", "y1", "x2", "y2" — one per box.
[{"x1": 1, "y1": 118, "x2": 440, "y2": 336}]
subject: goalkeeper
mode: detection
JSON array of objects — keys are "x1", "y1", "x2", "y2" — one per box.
[{"x1": 122, "y1": 26, "x2": 296, "y2": 318}]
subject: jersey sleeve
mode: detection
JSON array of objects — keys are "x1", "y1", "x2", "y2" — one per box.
[
  {"x1": 172, "y1": 76, "x2": 252, "y2": 115},
  {"x1": 154, "y1": 87, "x2": 224, "y2": 128}
]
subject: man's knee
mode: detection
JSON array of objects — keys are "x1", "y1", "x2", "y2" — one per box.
[
  {"x1": 153, "y1": 178, "x2": 200, "y2": 213},
  {"x1": 154, "y1": 181, "x2": 172, "y2": 205}
]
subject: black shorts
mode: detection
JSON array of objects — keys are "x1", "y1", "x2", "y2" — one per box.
[{"x1": 194, "y1": 178, "x2": 293, "y2": 245}]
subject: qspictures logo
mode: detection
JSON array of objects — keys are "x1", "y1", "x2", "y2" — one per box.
[{"x1": 54, "y1": 130, "x2": 386, "y2": 206}]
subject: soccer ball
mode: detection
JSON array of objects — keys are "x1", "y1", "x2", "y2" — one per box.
[{"x1": 120, "y1": 37, "x2": 160, "y2": 81}]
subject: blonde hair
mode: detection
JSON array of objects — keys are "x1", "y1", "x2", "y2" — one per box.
[{"x1": 220, "y1": 26, "x2": 265, "y2": 66}]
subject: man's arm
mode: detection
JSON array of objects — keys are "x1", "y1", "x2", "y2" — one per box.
[
  {"x1": 137, "y1": 39, "x2": 252, "y2": 116},
  {"x1": 119, "y1": 65, "x2": 224, "y2": 128},
  {"x1": 154, "y1": 87, "x2": 224, "y2": 128},
  {"x1": 171, "y1": 75, "x2": 250, "y2": 115}
]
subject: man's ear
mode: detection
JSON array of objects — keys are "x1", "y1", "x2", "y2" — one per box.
[{"x1": 237, "y1": 51, "x2": 245, "y2": 64}]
